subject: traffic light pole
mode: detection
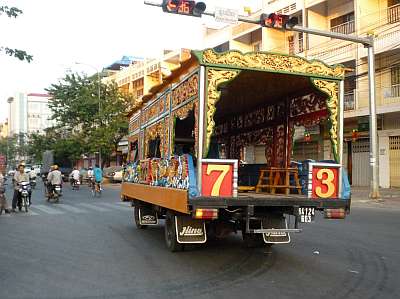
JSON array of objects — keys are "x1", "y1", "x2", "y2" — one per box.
[{"x1": 144, "y1": 1, "x2": 380, "y2": 199}]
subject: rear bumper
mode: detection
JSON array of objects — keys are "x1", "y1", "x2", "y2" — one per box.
[{"x1": 189, "y1": 196, "x2": 351, "y2": 211}]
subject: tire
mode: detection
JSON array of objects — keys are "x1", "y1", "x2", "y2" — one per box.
[
  {"x1": 164, "y1": 211, "x2": 183, "y2": 252},
  {"x1": 134, "y1": 207, "x2": 147, "y2": 229},
  {"x1": 22, "y1": 196, "x2": 28, "y2": 213},
  {"x1": 242, "y1": 231, "x2": 264, "y2": 248}
]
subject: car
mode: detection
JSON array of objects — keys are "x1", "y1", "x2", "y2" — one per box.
[
  {"x1": 7, "y1": 169, "x2": 15, "y2": 177},
  {"x1": 112, "y1": 169, "x2": 123, "y2": 183},
  {"x1": 103, "y1": 166, "x2": 123, "y2": 183}
]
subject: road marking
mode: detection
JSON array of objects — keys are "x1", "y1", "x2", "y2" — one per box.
[
  {"x1": 77, "y1": 203, "x2": 108, "y2": 212},
  {"x1": 31, "y1": 205, "x2": 64, "y2": 215},
  {"x1": 97, "y1": 202, "x2": 129, "y2": 211},
  {"x1": 56, "y1": 204, "x2": 87, "y2": 213}
]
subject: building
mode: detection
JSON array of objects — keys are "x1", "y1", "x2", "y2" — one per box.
[
  {"x1": 8, "y1": 92, "x2": 54, "y2": 136},
  {"x1": 202, "y1": 0, "x2": 400, "y2": 188},
  {"x1": 26, "y1": 93, "x2": 54, "y2": 134}
]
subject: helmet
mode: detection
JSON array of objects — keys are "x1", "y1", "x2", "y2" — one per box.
[{"x1": 53, "y1": 165, "x2": 58, "y2": 170}]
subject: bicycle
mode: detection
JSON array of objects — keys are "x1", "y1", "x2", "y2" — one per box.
[{"x1": 91, "y1": 181, "x2": 102, "y2": 198}]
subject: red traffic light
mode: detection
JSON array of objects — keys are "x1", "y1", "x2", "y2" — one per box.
[
  {"x1": 162, "y1": 0, "x2": 206, "y2": 17},
  {"x1": 260, "y1": 13, "x2": 298, "y2": 30}
]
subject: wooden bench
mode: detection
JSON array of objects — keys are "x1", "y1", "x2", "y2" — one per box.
[{"x1": 256, "y1": 167, "x2": 302, "y2": 195}]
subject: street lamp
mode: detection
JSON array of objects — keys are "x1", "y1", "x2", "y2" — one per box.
[
  {"x1": 75, "y1": 62, "x2": 102, "y2": 168},
  {"x1": 7, "y1": 97, "x2": 14, "y2": 169}
]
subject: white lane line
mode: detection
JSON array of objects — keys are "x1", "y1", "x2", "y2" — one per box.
[
  {"x1": 97, "y1": 202, "x2": 129, "y2": 211},
  {"x1": 77, "y1": 203, "x2": 108, "y2": 212},
  {"x1": 56, "y1": 204, "x2": 87, "y2": 213},
  {"x1": 31, "y1": 205, "x2": 64, "y2": 215}
]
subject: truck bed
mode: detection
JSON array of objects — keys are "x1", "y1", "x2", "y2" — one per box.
[{"x1": 190, "y1": 191, "x2": 350, "y2": 210}]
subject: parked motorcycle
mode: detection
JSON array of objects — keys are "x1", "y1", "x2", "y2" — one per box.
[{"x1": 18, "y1": 181, "x2": 31, "y2": 212}]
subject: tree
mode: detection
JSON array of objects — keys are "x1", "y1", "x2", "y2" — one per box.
[
  {"x1": 0, "y1": 3, "x2": 33, "y2": 62},
  {"x1": 46, "y1": 72, "x2": 133, "y2": 168}
]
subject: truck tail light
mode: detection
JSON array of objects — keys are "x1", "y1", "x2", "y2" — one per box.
[
  {"x1": 324, "y1": 208, "x2": 346, "y2": 219},
  {"x1": 194, "y1": 208, "x2": 218, "y2": 220}
]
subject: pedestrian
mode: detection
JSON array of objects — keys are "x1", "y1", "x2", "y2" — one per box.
[
  {"x1": 12, "y1": 164, "x2": 30, "y2": 212},
  {"x1": 0, "y1": 172, "x2": 10, "y2": 214}
]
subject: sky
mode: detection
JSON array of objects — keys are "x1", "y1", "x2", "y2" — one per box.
[{"x1": 0, "y1": 0, "x2": 258, "y2": 123}]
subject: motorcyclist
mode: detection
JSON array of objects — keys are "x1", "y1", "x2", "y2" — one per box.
[
  {"x1": 47, "y1": 165, "x2": 62, "y2": 198},
  {"x1": 70, "y1": 167, "x2": 80, "y2": 188},
  {"x1": 29, "y1": 167, "x2": 37, "y2": 186},
  {"x1": 87, "y1": 167, "x2": 94, "y2": 187},
  {"x1": 12, "y1": 164, "x2": 30, "y2": 212},
  {"x1": 93, "y1": 164, "x2": 103, "y2": 192}
]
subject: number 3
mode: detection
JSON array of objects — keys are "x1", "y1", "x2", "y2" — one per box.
[
  {"x1": 206, "y1": 165, "x2": 230, "y2": 196},
  {"x1": 315, "y1": 168, "x2": 335, "y2": 198}
]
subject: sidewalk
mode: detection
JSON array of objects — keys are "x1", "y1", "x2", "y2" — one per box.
[{"x1": 351, "y1": 186, "x2": 400, "y2": 208}]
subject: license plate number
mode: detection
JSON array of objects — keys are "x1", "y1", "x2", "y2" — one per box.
[{"x1": 298, "y1": 207, "x2": 315, "y2": 223}]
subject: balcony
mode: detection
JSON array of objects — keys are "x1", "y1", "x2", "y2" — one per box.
[
  {"x1": 331, "y1": 20, "x2": 355, "y2": 35},
  {"x1": 344, "y1": 91, "x2": 355, "y2": 111},
  {"x1": 388, "y1": 3, "x2": 400, "y2": 24}
]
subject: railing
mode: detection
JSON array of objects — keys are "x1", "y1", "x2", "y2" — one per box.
[
  {"x1": 391, "y1": 84, "x2": 400, "y2": 98},
  {"x1": 388, "y1": 3, "x2": 400, "y2": 24},
  {"x1": 331, "y1": 20, "x2": 355, "y2": 35},
  {"x1": 344, "y1": 91, "x2": 355, "y2": 111}
]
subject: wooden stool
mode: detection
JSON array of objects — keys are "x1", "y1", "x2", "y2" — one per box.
[{"x1": 256, "y1": 167, "x2": 302, "y2": 195}]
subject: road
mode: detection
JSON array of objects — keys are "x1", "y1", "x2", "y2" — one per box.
[{"x1": 0, "y1": 181, "x2": 399, "y2": 299}]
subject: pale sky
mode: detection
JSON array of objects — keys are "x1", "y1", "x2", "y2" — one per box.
[{"x1": 0, "y1": 0, "x2": 258, "y2": 123}]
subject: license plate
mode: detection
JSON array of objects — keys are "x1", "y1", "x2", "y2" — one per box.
[{"x1": 298, "y1": 207, "x2": 315, "y2": 223}]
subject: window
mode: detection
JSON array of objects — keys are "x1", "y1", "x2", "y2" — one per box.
[{"x1": 213, "y1": 42, "x2": 229, "y2": 53}]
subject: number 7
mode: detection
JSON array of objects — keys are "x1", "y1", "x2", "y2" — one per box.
[{"x1": 206, "y1": 164, "x2": 230, "y2": 196}]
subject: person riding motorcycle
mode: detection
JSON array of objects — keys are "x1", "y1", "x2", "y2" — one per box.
[
  {"x1": 87, "y1": 167, "x2": 94, "y2": 187},
  {"x1": 93, "y1": 164, "x2": 103, "y2": 192},
  {"x1": 47, "y1": 165, "x2": 62, "y2": 197},
  {"x1": 70, "y1": 167, "x2": 80, "y2": 189},
  {"x1": 12, "y1": 164, "x2": 31, "y2": 212},
  {"x1": 29, "y1": 167, "x2": 37, "y2": 187}
]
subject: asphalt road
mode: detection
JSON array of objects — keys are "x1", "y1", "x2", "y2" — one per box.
[{"x1": 0, "y1": 181, "x2": 399, "y2": 299}]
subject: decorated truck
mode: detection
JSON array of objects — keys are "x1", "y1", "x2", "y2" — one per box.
[{"x1": 121, "y1": 49, "x2": 351, "y2": 251}]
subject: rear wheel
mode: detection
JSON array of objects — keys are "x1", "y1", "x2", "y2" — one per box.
[
  {"x1": 242, "y1": 231, "x2": 264, "y2": 248},
  {"x1": 134, "y1": 206, "x2": 147, "y2": 229},
  {"x1": 165, "y1": 211, "x2": 183, "y2": 252}
]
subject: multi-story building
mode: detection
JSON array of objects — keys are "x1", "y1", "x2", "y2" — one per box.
[
  {"x1": 8, "y1": 92, "x2": 54, "y2": 136},
  {"x1": 202, "y1": 0, "x2": 400, "y2": 188}
]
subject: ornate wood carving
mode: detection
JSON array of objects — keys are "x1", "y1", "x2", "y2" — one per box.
[
  {"x1": 172, "y1": 73, "x2": 199, "y2": 108},
  {"x1": 206, "y1": 68, "x2": 240, "y2": 157},
  {"x1": 312, "y1": 79, "x2": 339, "y2": 162},
  {"x1": 199, "y1": 49, "x2": 346, "y2": 79}
]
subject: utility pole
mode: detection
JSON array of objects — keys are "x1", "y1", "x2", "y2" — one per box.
[
  {"x1": 144, "y1": 1, "x2": 380, "y2": 199},
  {"x1": 75, "y1": 62, "x2": 102, "y2": 168}
]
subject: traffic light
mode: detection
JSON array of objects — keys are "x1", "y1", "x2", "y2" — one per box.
[
  {"x1": 162, "y1": 0, "x2": 206, "y2": 17},
  {"x1": 260, "y1": 13, "x2": 298, "y2": 30}
]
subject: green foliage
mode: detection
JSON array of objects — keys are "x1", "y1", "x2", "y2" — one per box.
[
  {"x1": 0, "y1": 134, "x2": 29, "y2": 167},
  {"x1": 43, "y1": 72, "x2": 133, "y2": 167},
  {"x1": 0, "y1": 4, "x2": 33, "y2": 62}
]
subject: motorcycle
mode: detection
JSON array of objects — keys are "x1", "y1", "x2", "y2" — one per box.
[
  {"x1": 18, "y1": 181, "x2": 31, "y2": 212},
  {"x1": 48, "y1": 184, "x2": 62, "y2": 203},
  {"x1": 71, "y1": 178, "x2": 80, "y2": 190},
  {"x1": 30, "y1": 177, "x2": 37, "y2": 189}
]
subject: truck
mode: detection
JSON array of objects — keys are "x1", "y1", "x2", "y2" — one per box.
[{"x1": 121, "y1": 49, "x2": 351, "y2": 251}]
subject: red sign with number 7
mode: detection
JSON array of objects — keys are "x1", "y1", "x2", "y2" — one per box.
[{"x1": 201, "y1": 163, "x2": 233, "y2": 197}]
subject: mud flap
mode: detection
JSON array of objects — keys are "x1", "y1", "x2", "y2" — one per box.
[
  {"x1": 175, "y1": 215, "x2": 207, "y2": 244},
  {"x1": 138, "y1": 206, "x2": 158, "y2": 225},
  {"x1": 262, "y1": 217, "x2": 290, "y2": 244}
]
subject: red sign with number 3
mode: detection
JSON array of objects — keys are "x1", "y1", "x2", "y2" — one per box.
[
  {"x1": 202, "y1": 163, "x2": 233, "y2": 197},
  {"x1": 312, "y1": 167, "x2": 339, "y2": 198}
]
